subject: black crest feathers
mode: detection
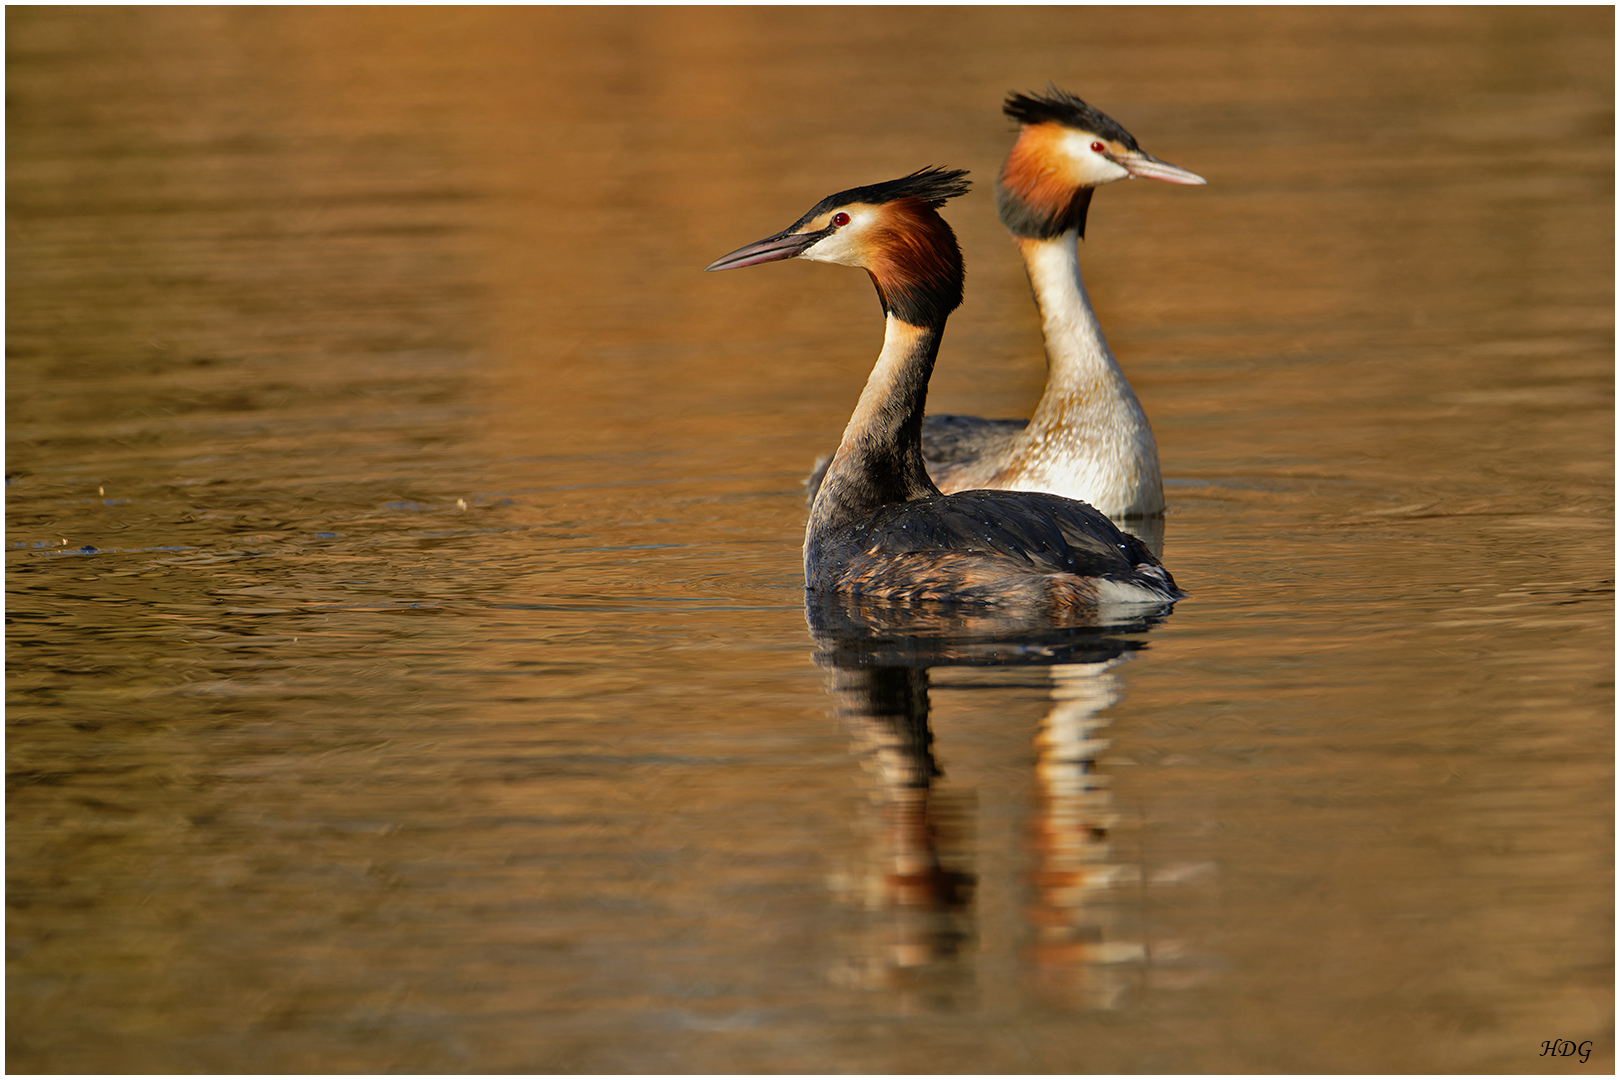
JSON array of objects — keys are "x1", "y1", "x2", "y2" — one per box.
[
  {"x1": 1004, "y1": 86, "x2": 1140, "y2": 151},
  {"x1": 806, "y1": 167, "x2": 971, "y2": 220}
]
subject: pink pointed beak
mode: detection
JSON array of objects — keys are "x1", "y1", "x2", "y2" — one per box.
[
  {"x1": 1120, "y1": 151, "x2": 1206, "y2": 185},
  {"x1": 705, "y1": 227, "x2": 829, "y2": 272}
]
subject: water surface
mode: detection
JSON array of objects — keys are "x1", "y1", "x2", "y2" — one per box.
[{"x1": 7, "y1": 7, "x2": 1612, "y2": 1073}]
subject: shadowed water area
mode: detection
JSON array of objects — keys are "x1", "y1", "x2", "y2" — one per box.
[{"x1": 6, "y1": 7, "x2": 1613, "y2": 1073}]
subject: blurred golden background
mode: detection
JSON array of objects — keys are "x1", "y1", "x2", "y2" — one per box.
[{"x1": 8, "y1": 7, "x2": 1611, "y2": 1073}]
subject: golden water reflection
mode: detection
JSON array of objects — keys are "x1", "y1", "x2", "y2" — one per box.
[
  {"x1": 808, "y1": 595, "x2": 1207, "y2": 1011},
  {"x1": 8, "y1": 6, "x2": 1610, "y2": 1073}
]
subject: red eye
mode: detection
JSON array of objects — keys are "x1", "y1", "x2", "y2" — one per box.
[
  {"x1": 832, "y1": 212, "x2": 850, "y2": 227},
  {"x1": 1090, "y1": 141, "x2": 1107, "y2": 153}
]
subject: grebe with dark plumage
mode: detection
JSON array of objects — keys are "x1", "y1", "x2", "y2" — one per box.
[
  {"x1": 705, "y1": 168, "x2": 1182, "y2": 612},
  {"x1": 807, "y1": 88, "x2": 1205, "y2": 528}
]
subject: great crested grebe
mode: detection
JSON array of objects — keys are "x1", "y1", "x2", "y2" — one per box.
[
  {"x1": 807, "y1": 89, "x2": 1204, "y2": 527},
  {"x1": 706, "y1": 168, "x2": 1182, "y2": 611}
]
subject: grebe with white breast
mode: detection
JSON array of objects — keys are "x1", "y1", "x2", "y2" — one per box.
[
  {"x1": 706, "y1": 168, "x2": 1182, "y2": 612},
  {"x1": 807, "y1": 89, "x2": 1204, "y2": 527}
]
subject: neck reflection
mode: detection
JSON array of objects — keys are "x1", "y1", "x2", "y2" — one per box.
[{"x1": 808, "y1": 594, "x2": 1176, "y2": 1010}]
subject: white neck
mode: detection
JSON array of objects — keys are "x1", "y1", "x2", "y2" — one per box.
[
  {"x1": 1020, "y1": 231, "x2": 1125, "y2": 393},
  {"x1": 1003, "y1": 229, "x2": 1163, "y2": 519}
]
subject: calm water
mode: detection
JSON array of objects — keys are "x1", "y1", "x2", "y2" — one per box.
[{"x1": 7, "y1": 7, "x2": 1612, "y2": 1073}]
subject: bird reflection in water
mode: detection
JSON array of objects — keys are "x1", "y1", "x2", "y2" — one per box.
[
  {"x1": 1028, "y1": 656, "x2": 1143, "y2": 1010},
  {"x1": 809, "y1": 593, "x2": 1176, "y2": 1010},
  {"x1": 823, "y1": 659, "x2": 974, "y2": 1003}
]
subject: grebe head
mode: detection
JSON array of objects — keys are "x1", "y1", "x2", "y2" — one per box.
[
  {"x1": 998, "y1": 86, "x2": 1204, "y2": 239},
  {"x1": 705, "y1": 167, "x2": 971, "y2": 327}
]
